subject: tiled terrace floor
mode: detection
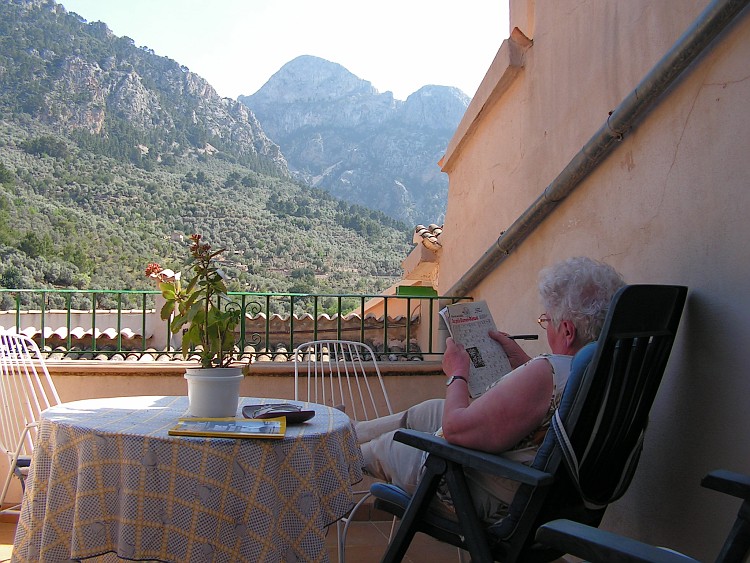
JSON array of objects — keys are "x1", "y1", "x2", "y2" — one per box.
[
  {"x1": 1, "y1": 520, "x2": 14, "y2": 563},
  {"x1": 0, "y1": 517, "x2": 463, "y2": 562}
]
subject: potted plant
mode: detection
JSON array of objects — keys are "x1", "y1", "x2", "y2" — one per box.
[{"x1": 146, "y1": 234, "x2": 244, "y2": 417}]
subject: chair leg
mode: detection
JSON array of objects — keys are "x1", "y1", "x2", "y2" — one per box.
[
  {"x1": 337, "y1": 519, "x2": 345, "y2": 563},
  {"x1": 716, "y1": 499, "x2": 750, "y2": 563},
  {"x1": 0, "y1": 468, "x2": 14, "y2": 508},
  {"x1": 443, "y1": 462, "x2": 494, "y2": 562},
  {"x1": 381, "y1": 457, "x2": 446, "y2": 563},
  {"x1": 0, "y1": 465, "x2": 22, "y2": 516},
  {"x1": 339, "y1": 491, "x2": 376, "y2": 563},
  {"x1": 338, "y1": 499, "x2": 399, "y2": 563},
  {"x1": 388, "y1": 515, "x2": 397, "y2": 542},
  {"x1": 14, "y1": 467, "x2": 27, "y2": 492}
]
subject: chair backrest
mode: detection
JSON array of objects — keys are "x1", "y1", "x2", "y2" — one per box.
[
  {"x1": 293, "y1": 339, "x2": 393, "y2": 421},
  {"x1": 494, "y1": 285, "x2": 687, "y2": 558},
  {"x1": 0, "y1": 332, "x2": 61, "y2": 465}
]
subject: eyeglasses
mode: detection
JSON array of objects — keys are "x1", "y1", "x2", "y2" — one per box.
[{"x1": 537, "y1": 314, "x2": 552, "y2": 330}]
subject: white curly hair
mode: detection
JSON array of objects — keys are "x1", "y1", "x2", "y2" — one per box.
[{"x1": 538, "y1": 256, "x2": 626, "y2": 344}]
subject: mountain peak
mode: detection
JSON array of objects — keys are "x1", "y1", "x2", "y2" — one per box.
[
  {"x1": 238, "y1": 57, "x2": 470, "y2": 224},
  {"x1": 402, "y1": 85, "x2": 471, "y2": 129},
  {"x1": 250, "y1": 55, "x2": 378, "y2": 103}
]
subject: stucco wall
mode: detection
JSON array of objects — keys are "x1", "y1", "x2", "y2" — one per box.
[{"x1": 436, "y1": 0, "x2": 750, "y2": 559}]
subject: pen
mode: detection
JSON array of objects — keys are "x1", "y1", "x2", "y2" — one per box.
[{"x1": 509, "y1": 334, "x2": 539, "y2": 340}]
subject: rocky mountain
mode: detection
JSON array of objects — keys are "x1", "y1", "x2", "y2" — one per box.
[
  {"x1": 240, "y1": 55, "x2": 470, "y2": 225},
  {"x1": 0, "y1": 0, "x2": 286, "y2": 173},
  {"x1": 0, "y1": 0, "x2": 412, "y2": 299}
]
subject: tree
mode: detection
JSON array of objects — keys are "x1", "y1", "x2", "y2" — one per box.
[
  {"x1": 224, "y1": 171, "x2": 242, "y2": 189},
  {"x1": 0, "y1": 265, "x2": 22, "y2": 289},
  {"x1": 0, "y1": 163, "x2": 13, "y2": 185},
  {"x1": 19, "y1": 232, "x2": 53, "y2": 258},
  {"x1": 195, "y1": 170, "x2": 209, "y2": 186},
  {"x1": 22, "y1": 136, "x2": 70, "y2": 159}
]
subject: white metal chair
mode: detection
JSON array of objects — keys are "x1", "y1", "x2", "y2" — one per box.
[
  {"x1": 0, "y1": 332, "x2": 61, "y2": 515},
  {"x1": 294, "y1": 339, "x2": 393, "y2": 563}
]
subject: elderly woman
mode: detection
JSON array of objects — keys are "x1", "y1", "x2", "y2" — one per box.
[{"x1": 355, "y1": 256, "x2": 626, "y2": 521}]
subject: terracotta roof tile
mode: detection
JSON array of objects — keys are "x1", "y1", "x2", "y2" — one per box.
[{"x1": 413, "y1": 224, "x2": 443, "y2": 250}]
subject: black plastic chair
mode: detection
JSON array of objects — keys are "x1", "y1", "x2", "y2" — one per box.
[
  {"x1": 535, "y1": 469, "x2": 750, "y2": 563},
  {"x1": 371, "y1": 284, "x2": 688, "y2": 562}
]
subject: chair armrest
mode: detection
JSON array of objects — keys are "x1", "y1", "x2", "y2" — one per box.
[
  {"x1": 393, "y1": 429, "x2": 554, "y2": 487},
  {"x1": 701, "y1": 469, "x2": 750, "y2": 501},
  {"x1": 535, "y1": 520, "x2": 699, "y2": 563}
]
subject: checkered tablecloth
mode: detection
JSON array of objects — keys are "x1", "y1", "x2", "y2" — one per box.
[{"x1": 12, "y1": 396, "x2": 363, "y2": 563}]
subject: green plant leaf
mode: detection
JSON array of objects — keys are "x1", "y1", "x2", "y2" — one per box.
[{"x1": 159, "y1": 300, "x2": 175, "y2": 321}]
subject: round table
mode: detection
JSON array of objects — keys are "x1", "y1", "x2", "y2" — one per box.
[{"x1": 12, "y1": 396, "x2": 363, "y2": 563}]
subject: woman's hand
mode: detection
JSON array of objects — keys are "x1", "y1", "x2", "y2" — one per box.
[
  {"x1": 489, "y1": 330, "x2": 532, "y2": 369},
  {"x1": 442, "y1": 337, "x2": 470, "y2": 379}
]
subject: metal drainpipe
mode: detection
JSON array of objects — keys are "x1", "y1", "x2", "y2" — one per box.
[{"x1": 447, "y1": 0, "x2": 750, "y2": 297}]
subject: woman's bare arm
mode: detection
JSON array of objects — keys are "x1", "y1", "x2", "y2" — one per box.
[{"x1": 441, "y1": 338, "x2": 553, "y2": 452}]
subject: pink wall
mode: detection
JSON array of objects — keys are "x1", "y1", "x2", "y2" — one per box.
[{"x1": 432, "y1": 0, "x2": 750, "y2": 558}]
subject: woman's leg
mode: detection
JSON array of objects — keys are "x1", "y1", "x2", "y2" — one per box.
[
  {"x1": 354, "y1": 411, "x2": 407, "y2": 444},
  {"x1": 402, "y1": 398, "x2": 445, "y2": 433},
  {"x1": 361, "y1": 430, "x2": 426, "y2": 494},
  {"x1": 354, "y1": 398, "x2": 445, "y2": 443},
  {"x1": 358, "y1": 399, "x2": 446, "y2": 493}
]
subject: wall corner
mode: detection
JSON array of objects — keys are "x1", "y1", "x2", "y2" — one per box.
[{"x1": 510, "y1": 0, "x2": 535, "y2": 40}]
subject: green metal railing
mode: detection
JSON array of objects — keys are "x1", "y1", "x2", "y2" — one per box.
[{"x1": 0, "y1": 288, "x2": 469, "y2": 361}]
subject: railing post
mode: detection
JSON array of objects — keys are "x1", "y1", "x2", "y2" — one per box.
[
  {"x1": 313, "y1": 296, "x2": 319, "y2": 342},
  {"x1": 289, "y1": 296, "x2": 295, "y2": 357},
  {"x1": 359, "y1": 296, "x2": 366, "y2": 344},
  {"x1": 383, "y1": 297, "x2": 389, "y2": 356},
  {"x1": 239, "y1": 294, "x2": 247, "y2": 354},
  {"x1": 14, "y1": 293, "x2": 21, "y2": 333},
  {"x1": 405, "y1": 297, "x2": 412, "y2": 353},
  {"x1": 336, "y1": 296, "x2": 342, "y2": 340},
  {"x1": 141, "y1": 293, "x2": 147, "y2": 353},
  {"x1": 147, "y1": 293, "x2": 174, "y2": 352},
  {"x1": 264, "y1": 295, "x2": 271, "y2": 355},
  {"x1": 91, "y1": 292, "x2": 97, "y2": 354},
  {"x1": 116, "y1": 293, "x2": 123, "y2": 355},
  {"x1": 40, "y1": 291, "x2": 46, "y2": 351},
  {"x1": 66, "y1": 294, "x2": 72, "y2": 352}
]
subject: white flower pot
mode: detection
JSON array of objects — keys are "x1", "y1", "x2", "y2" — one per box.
[{"x1": 184, "y1": 367, "x2": 243, "y2": 418}]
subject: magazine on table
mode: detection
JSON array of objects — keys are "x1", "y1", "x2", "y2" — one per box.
[
  {"x1": 168, "y1": 416, "x2": 286, "y2": 439},
  {"x1": 439, "y1": 300, "x2": 513, "y2": 398}
]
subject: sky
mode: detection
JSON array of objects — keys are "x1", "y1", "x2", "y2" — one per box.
[{"x1": 58, "y1": 0, "x2": 510, "y2": 101}]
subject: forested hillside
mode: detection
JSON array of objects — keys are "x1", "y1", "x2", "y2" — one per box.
[
  {"x1": 0, "y1": 0, "x2": 412, "y2": 306},
  {"x1": 0, "y1": 120, "x2": 410, "y2": 306}
]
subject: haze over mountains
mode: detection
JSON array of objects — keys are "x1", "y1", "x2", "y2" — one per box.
[
  {"x1": 240, "y1": 55, "x2": 470, "y2": 224},
  {"x1": 3, "y1": 1, "x2": 470, "y2": 227}
]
